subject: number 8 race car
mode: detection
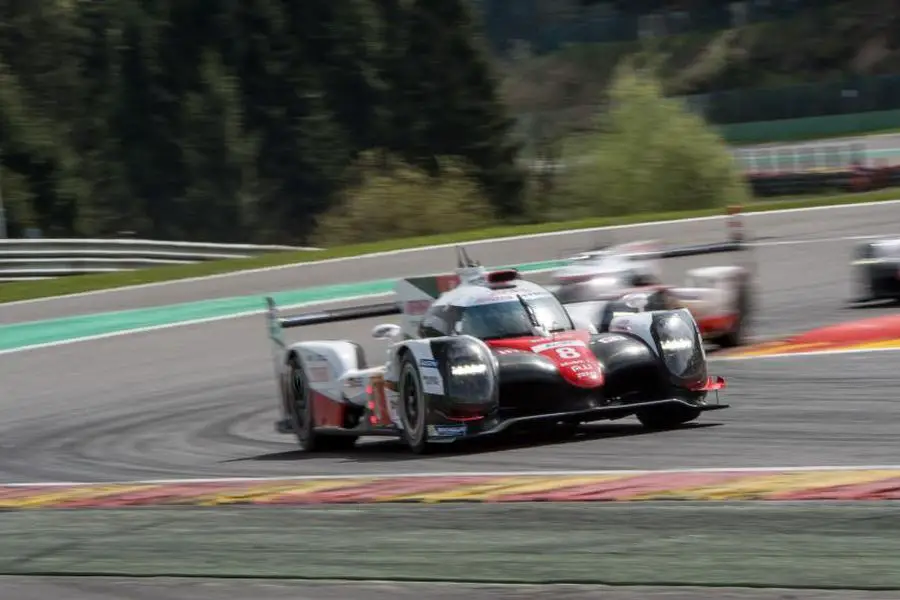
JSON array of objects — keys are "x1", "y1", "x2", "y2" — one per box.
[{"x1": 264, "y1": 248, "x2": 729, "y2": 454}]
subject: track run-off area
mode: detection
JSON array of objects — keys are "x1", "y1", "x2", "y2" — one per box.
[{"x1": 1, "y1": 200, "x2": 900, "y2": 485}]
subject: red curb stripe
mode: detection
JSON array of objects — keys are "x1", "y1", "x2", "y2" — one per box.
[
  {"x1": 767, "y1": 476, "x2": 900, "y2": 500},
  {"x1": 786, "y1": 315, "x2": 900, "y2": 347},
  {"x1": 266, "y1": 477, "x2": 492, "y2": 504},
  {"x1": 53, "y1": 483, "x2": 250, "y2": 508},
  {"x1": 492, "y1": 472, "x2": 753, "y2": 502},
  {"x1": 6, "y1": 470, "x2": 900, "y2": 509},
  {"x1": 44, "y1": 486, "x2": 158, "y2": 509}
]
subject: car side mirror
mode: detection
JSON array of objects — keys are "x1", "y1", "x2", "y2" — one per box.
[{"x1": 372, "y1": 323, "x2": 401, "y2": 340}]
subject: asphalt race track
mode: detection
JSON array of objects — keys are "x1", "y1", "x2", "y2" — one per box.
[
  {"x1": 1, "y1": 202, "x2": 900, "y2": 483},
  {"x1": 2, "y1": 202, "x2": 900, "y2": 598}
]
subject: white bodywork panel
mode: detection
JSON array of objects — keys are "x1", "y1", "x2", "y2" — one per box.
[
  {"x1": 433, "y1": 278, "x2": 554, "y2": 308},
  {"x1": 671, "y1": 265, "x2": 746, "y2": 318},
  {"x1": 872, "y1": 239, "x2": 900, "y2": 258},
  {"x1": 564, "y1": 300, "x2": 605, "y2": 332},
  {"x1": 283, "y1": 337, "x2": 409, "y2": 430},
  {"x1": 857, "y1": 238, "x2": 900, "y2": 261},
  {"x1": 286, "y1": 340, "x2": 372, "y2": 404},
  {"x1": 555, "y1": 240, "x2": 663, "y2": 285}
]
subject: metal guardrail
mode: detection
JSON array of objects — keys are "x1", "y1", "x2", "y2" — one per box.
[{"x1": 0, "y1": 238, "x2": 321, "y2": 281}]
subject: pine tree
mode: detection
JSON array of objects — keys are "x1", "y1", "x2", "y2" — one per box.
[
  {"x1": 217, "y1": 0, "x2": 351, "y2": 243},
  {"x1": 396, "y1": 0, "x2": 526, "y2": 217}
]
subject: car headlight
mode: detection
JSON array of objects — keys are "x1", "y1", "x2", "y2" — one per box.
[
  {"x1": 444, "y1": 338, "x2": 495, "y2": 402},
  {"x1": 653, "y1": 311, "x2": 703, "y2": 378}
]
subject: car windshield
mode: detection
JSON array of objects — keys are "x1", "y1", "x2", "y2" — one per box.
[{"x1": 457, "y1": 296, "x2": 573, "y2": 340}]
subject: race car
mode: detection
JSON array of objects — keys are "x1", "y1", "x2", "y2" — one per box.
[
  {"x1": 265, "y1": 247, "x2": 728, "y2": 454},
  {"x1": 850, "y1": 238, "x2": 900, "y2": 303},
  {"x1": 548, "y1": 233, "x2": 754, "y2": 348}
]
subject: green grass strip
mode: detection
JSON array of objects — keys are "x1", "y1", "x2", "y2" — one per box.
[
  {"x1": 1, "y1": 188, "x2": 898, "y2": 304},
  {"x1": 2, "y1": 502, "x2": 900, "y2": 588}
]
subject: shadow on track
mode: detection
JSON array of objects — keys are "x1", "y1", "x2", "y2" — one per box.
[{"x1": 225, "y1": 421, "x2": 722, "y2": 464}]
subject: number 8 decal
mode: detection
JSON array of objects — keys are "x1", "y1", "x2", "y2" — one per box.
[{"x1": 555, "y1": 346, "x2": 580, "y2": 359}]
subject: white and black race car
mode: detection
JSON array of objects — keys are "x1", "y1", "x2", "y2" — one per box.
[
  {"x1": 547, "y1": 231, "x2": 754, "y2": 348},
  {"x1": 850, "y1": 238, "x2": 900, "y2": 304}
]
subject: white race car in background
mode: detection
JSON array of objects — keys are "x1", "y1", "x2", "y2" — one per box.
[
  {"x1": 850, "y1": 238, "x2": 900, "y2": 304},
  {"x1": 548, "y1": 237, "x2": 755, "y2": 348}
]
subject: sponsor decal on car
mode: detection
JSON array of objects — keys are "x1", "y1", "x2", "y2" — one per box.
[
  {"x1": 531, "y1": 339, "x2": 587, "y2": 353},
  {"x1": 565, "y1": 361, "x2": 593, "y2": 372},
  {"x1": 418, "y1": 358, "x2": 444, "y2": 394},
  {"x1": 427, "y1": 424, "x2": 467, "y2": 438}
]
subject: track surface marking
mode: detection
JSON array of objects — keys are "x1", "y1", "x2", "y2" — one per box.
[{"x1": 2, "y1": 579, "x2": 895, "y2": 600}]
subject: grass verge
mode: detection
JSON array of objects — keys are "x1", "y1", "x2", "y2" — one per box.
[
  {"x1": 1, "y1": 502, "x2": 899, "y2": 588},
  {"x1": 1, "y1": 188, "x2": 899, "y2": 304}
]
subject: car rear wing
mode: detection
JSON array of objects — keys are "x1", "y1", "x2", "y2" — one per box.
[
  {"x1": 660, "y1": 205, "x2": 747, "y2": 257},
  {"x1": 263, "y1": 248, "x2": 475, "y2": 349},
  {"x1": 263, "y1": 271, "x2": 457, "y2": 353},
  {"x1": 264, "y1": 296, "x2": 402, "y2": 378},
  {"x1": 265, "y1": 295, "x2": 400, "y2": 347},
  {"x1": 562, "y1": 205, "x2": 749, "y2": 259}
]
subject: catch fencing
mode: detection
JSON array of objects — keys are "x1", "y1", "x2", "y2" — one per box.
[{"x1": 732, "y1": 140, "x2": 900, "y2": 197}]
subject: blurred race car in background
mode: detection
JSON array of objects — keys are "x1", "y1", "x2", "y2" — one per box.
[
  {"x1": 850, "y1": 238, "x2": 900, "y2": 303},
  {"x1": 547, "y1": 218, "x2": 754, "y2": 348}
]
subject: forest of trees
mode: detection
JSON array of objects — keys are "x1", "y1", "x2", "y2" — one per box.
[{"x1": 0, "y1": 0, "x2": 525, "y2": 244}]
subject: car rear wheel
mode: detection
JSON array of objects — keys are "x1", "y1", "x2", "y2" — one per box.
[
  {"x1": 717, "y1": 282, "x2": 752, "y2": 348},
  {"x1": 287, "y1": 355, "x2": 358, "y2": 452},
  {"x1": 636, "y1": 405, "x2": 701, "y2": 430}
]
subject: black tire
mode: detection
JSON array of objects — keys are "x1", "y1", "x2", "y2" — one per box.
[
  {"x1": 717, "y1": 281, "x2": 752, "y2": 348},
  {"x1": 287, "y1": 354, "x2": 358, "y2": 452},
  {"x1": 397, "y1": 353, "x2": 431, "y2": 454},
  {"x1": 556, "y1": 421, "x2": 581, "y2": 438},
  {"x1": 636, "y1": 405, "x2": 701, "y2": 430}
]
